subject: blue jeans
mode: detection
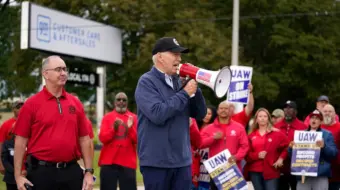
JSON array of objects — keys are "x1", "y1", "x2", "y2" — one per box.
[{"x1": 249, "y1": 172, "x2": 279, "y2": 190}]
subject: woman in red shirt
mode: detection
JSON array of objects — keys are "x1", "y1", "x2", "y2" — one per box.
[{"x1": 244, "y1": 108, "x2": 289, "y2": 190}]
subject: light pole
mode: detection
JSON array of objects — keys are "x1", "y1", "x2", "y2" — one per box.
[{"x1": 231, "y1": 0, "x2": 243, "y2": 113}]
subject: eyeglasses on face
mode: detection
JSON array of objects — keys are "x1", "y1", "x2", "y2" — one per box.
[
  {"x1": 45, "y1": 67, "x2": 68, "y2": 72},
  {"x1": 116, "y1": 98, "x2": 127, "y2": 102}
]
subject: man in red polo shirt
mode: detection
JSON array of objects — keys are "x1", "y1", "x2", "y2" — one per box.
[
  {"x1": 274, "y1": 100, "x2": 307, "y2": 190},
  {"x1": 13, "y1": 55, "x2": 94, "y2": 190},
  {"x1": 0, "y1": 100, "x2": 24, "y2": 174},
  {"x1": 321, "y1": 104, "x2": 340, "y2": 190},
  {"x1": 98, "y1": 92, "x2": 137, "y2": 190}
]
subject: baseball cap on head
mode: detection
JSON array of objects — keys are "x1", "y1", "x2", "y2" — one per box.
[
  {"x1": 317, "y1": 95, "x2": 329, "y2": 102},
  {"x1": 152, "y1": 37, "x2": 189, "y2": 55},
  {"x1": 284, "y1": 100, "x2": 297, "y2": 109},
  {"x1": 272, "y1": 109, "x2": 284, "y2": 118},
  {"x1": 308, "y1": 109, "x2": 323, "y2": 121}
]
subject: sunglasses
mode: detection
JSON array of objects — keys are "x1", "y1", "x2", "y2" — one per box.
[{"x1": 116, "y1": 98, "x2": 127, "y2": 102}]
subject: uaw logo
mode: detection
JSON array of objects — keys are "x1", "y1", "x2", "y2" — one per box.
[{"x1": 37, "y1": 14, "x2": 51, "y2": 43}]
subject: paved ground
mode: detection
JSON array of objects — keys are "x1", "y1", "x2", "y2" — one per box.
[{"x1": 94, "y1": 182, "x2": 255, "y2": 190}]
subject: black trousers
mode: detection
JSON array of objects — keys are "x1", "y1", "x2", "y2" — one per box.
[
  {"x1": 6, "y1": 183, "x2": 17, "y2": 190},
  {"x1": 278, "y1": 174, "x2": 297, "y2": 190},
  {"x1": 100, "y1": 164, "x2": 137, "y2": 190},
  {"x1": 27, "y1": 163, "x2": 83, "y2": 190}
]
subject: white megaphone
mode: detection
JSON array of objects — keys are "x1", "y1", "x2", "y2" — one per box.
[{"x1": 176, "y1": 63, "x2": 232, "y2": 98}]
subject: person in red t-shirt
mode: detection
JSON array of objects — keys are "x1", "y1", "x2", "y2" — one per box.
[
  {"x1": 230, "y1": 83, "x2": 254, "y2": 127},
  {"x1": 13, "y1": 56, "x2": 93, "y2": 190},
  {"x1": 244, "y1": 108, "x2": 289, "y2": 190},
  {"x1": 274, "y1": 100, "x2": 307, "y2": 190},
  {"x1": 201, "y1": 101, "x2": 249, "y2": 190},
  {"x1": 321, "y1": 104, "x2": 340, "y2": 190},
  {"x1": 98, "y1": 92, "x2": 137, "y2": 190},
  {"x1": 0, "y1": 101, "x2": 23, "y2": 175}
]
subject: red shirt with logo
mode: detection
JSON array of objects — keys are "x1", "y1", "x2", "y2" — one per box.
[
  {"x1": 98, "y1": 110, "x2": 137, "y2": 169},
  {"x1": 244, "y1": 129, "x2": 289, "y2": 180},
  {"x1": 13, "y1": 87, "x2": 89, "y2": 162},
  {"x1": 200, "y1": 119, "x2": 249, "y2": 169},
  {"x1": 0, "y1": 118, "x2": 16, "y2": 143}
]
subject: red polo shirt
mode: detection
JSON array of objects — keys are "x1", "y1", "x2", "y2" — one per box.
[
  {"x1": 0, "y1": 117, "x2": 16, "y2": 143},
  {"x1": 244, "y1": 129, "x2": 289, "y2": 180},
  {"x1": 13, "y1": 87, "x2": 89, "y2": 162}
]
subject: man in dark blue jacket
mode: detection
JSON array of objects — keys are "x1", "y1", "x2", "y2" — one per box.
[{"x1": 135, "y1": 37, "x2": 207, "y2": 190}]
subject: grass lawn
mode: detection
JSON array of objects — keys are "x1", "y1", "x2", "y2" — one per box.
[{"x1": 0, "y1": 150, "x2": 143, "y2": 189}]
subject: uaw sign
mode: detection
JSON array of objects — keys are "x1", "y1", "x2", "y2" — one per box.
[
  {"x1": 67, "y1": 69, "x2": 99, "y2": 87},
  {"x1": 227, "y1": 66, "x2": 253, "y2": 104}
]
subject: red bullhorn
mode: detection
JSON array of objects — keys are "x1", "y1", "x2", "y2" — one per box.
[{"x1": 177, "y1": 63, "x2": 232, "y2": 98}]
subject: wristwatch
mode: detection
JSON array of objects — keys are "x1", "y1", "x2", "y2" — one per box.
[{"x1": 85, "y1": 168, "x2": 94, "y2": 174}]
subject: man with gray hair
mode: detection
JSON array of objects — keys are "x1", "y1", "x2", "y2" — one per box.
[
  {"x1": 13, "y1": 55, "x2": 94, "y2": 190},
  {"x1": 321, "y1": 104, "x2": 340, "y2": 190},
  {"x1": 135, "y1": 37, "x2": 207, "y2": 190},
  {"x1": 98, "y1": 92, "x2": 138, "y2": 190}
]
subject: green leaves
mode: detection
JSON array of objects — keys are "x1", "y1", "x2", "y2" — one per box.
[{"x1": 1, "y1": 0, "x2": 340, "y2": 116}]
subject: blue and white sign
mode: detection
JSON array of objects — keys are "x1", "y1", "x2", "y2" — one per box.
[
  {"x1": 21, "y1": 1, "x2": 122, "y2": 64},
  {"x1": 203, "y1": 150, "x2": 248, "y2": 190},
  {"x1": 227, "y1": 66, "x2": 253, "y2": 104},
  {"x1": 291, "y1": 131, "x2": 322, "y2": 177}
]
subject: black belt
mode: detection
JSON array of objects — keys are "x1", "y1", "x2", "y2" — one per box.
[{"x1": 37, "y1": 160, "x2": 77, "y2": 169}]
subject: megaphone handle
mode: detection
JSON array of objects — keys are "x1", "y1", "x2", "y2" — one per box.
[{"x1": 178, "y1": 78, "x2": 191, "y2": 91}]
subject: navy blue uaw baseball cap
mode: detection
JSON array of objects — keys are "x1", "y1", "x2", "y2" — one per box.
[{"x1": 152, "y1": 37, "x2": 189, "y2": 55}]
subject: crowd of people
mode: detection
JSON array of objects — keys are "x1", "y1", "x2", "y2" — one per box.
[{"x1": 0, "y1": 37, "x2": 338, "y2": 190}]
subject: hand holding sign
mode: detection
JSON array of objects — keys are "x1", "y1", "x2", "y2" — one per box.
[
  {"x1": 316, "y1": 140, "x2": 324, "y2": 148},
  {"x1": 248, "y1": 83, "x2": 253, "y2": 93},
  {"x1": 228, "y1": 155, "x2": 236, "y2": 163},
  {"x1": 289, "y1": 141, "x2": 295, "y2": 148}
]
